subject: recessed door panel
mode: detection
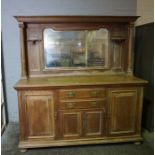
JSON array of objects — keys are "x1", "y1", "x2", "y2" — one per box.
[
  {"x1": 109, "y1": 88, "x2": 138, "y2": 135},
  {"x1": 24, "y1": 91, "x2": 55, "y2": 139},
  {"x1": 84, "y1": 110, "x2": 104, "y2": 137},
  {"x1": 60, "y1": 111, "x2": 82, "y2": 139}
]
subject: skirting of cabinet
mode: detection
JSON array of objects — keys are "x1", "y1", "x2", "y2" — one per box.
[{"x1": 18, "y1": 135, "x2": 143, "y2": 149}]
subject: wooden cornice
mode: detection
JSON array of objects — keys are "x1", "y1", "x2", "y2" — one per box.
[{"x1": 14, "y1": 16, "x2": 139, "y2": 24}]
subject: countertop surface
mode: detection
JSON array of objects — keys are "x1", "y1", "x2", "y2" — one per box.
[{"x1": 14, "y1": 75, "x2": 148, "y2": 89}]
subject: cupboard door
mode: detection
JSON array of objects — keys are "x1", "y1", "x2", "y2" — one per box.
[
  {"x1": 84, "y1": 110, "x2": 104, "y2": 137},
  {"x1": 24, "y1": 91, "x2": 55, "y2": 139},
  {"x1": 60, "y1": 111, "x2": 82, "y2": 139},
  {"x1": 108, "y1": 88, "x2": 138, "y2": 135}
]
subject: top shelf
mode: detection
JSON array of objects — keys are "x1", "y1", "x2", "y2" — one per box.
[{"x1": 14, "y1": 16, "x2": 140, "y2": 24}]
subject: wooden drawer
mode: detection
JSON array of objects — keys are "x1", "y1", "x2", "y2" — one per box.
[
  {"x1": 59, "y1": 88, "x2": 105, "y2": 100},
  {"x1": 60, "y1": 99, "x2": 105, "y2": 110}
]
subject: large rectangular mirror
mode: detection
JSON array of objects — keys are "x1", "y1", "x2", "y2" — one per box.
[{"x1": 43, "y1": 28, "x2": 109, "y2": 69}]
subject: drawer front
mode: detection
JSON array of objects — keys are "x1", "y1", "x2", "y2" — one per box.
[
  {"x1": 59, "y1": 88, "x2": 105, "y2": 100},
  {"x1": 60, "y1": 99, "x2": 105, "y2": 110}
]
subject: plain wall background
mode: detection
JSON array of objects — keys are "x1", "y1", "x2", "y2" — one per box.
[
  {"x1": 2, "y1": 0, "x2": 137, "y2": 122},
  {"x1": 136, "y1": 0, "x2": 154, "y2": 25}
]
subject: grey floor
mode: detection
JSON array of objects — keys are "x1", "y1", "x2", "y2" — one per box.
[{"x1": 2, "y1": 123, "x2": 154, "y2": 155}]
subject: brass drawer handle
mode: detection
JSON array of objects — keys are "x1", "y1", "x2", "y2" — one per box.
[
  {"x1": 90, "y1": 101, "x2": 97, "y2": 107},
  {"x1": 66, "y1": 102, "x2": 76, "y2": 109},
  {"x1": 66, "y1": 91, "x2": 75, "y2": 98},
  {"x1": 90, "y1": 91, "x2": 99, "y2": 97}
]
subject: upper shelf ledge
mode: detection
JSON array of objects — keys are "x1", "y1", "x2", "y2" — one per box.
[{"x1": 14, "y1": 16, "x2": 140, "y2": 23}]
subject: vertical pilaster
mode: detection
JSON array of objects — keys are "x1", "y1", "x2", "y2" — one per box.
[
  {"x1": 127, "y1": 22, "x2": 135, "y2": 76},
  {"x1": 19, "y1": 22, "x2": 28, "y2": 79}
]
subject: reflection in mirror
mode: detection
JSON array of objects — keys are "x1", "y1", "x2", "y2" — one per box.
[{"x1": 44, "y1": 28, "x2": 109, "y2": 68}]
